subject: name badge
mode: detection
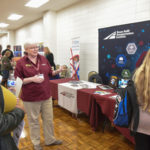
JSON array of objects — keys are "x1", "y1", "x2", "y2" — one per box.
[{"x1": 25, "y1": 64, "x2": 32, "y2": 67}]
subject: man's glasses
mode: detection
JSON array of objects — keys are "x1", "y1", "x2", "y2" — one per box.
[{"x1": 29, "y1": 46, "x2": 38, "y2": 50}]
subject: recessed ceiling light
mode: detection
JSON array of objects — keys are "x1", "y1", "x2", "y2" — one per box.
[
  {"x1": 8, "y1": 13, "x2": 23, "y2": 21},
  {"x1": 0, "y1": 23, "x2": 9, "y2": 28},
  {"x1": 25, "y1": 0, "x2": 49, "y2": 8}
]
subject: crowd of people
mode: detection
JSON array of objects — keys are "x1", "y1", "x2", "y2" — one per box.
[
  {"x1": 0, "y1": 43, "x2": 65, "y2": 150},
  {"x1": 0, "y1": 42, "x2": 149, "y2": 150}
]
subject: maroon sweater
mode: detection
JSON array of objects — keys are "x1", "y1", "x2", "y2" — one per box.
[{"x1": 15, "y1": 55, "x2": 52, "y2": 102}]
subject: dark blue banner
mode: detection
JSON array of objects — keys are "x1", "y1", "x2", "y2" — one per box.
[{"x1": 98, "y1": 20, "x2": 150, "y2": 84}]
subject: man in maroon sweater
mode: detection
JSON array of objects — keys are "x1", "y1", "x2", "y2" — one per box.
[{"x1": 15, "y1": 42, "x2": 63, "y2": 150}]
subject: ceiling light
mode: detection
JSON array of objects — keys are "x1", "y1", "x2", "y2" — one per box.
[
  {"x1": 25, "y1": 0, "x2": 49, "y2": 8},
  {"x1": 0, "y1": 23, "x2": 9, "y2": 28},
  {"x1": 8, "y1": 13, "x2": 23, "y2": 21}
]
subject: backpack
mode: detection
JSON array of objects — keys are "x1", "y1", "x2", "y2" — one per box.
[
  {"x1": 89, "y1": 74, "x2": 103, "y2": 84},
  {"x1": 113, "y1": 80, "x2": 139, "y2": 132}
]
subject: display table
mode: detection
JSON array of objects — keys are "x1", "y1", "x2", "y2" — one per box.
[
  {"x1": 77, "y1": 87, "x2": 135, "y2": 144},
  {"x1": 49, "y1": 79, "x2": 135, "y2": 144},
  {"x1": 49, "y1": 78, "x2": 72, "y2": 100},
  {"x1": 93, "y1": 90, "x2": 116, "y2": 122},
  {"x1": 77, "y1": 88, "x2": 115, "y2": 130},
  {"x1": 77, "y1": 88, "x2": 99, "y2": 116},
  {"x1": 58, "y1": 81, "x2": 99, "y2": 114},
  {"x1": 93, "y1": 93, "x2": 135, "y2": 144}
]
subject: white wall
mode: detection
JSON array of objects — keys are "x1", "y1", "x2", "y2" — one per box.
[
  {"x1": 0, "y1": 31, "x2": 15, "y2": 50},
  {"x1": 14, "y1": 0, "x2": 150, "y2": 80},
  {"x1": 0, "y1": 34, "x2": 9, "y2": 50},
  {"x1": 15, "y1": 19, "x2": 44, "y2": 52},
  {"x1": 8, "y1": 31, "x2": 15, "y2": 46},
  {"x1": 43, "y1": 11, "x2": 57, "y2": 61},
  {"x1": 56, "y1": 0, "x2": 150, "y2": 80}
]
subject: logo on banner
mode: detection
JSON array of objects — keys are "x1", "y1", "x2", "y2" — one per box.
[
  {"x1": 116, "y1": 54, "x2": 127, "y2": 67},
  {"x1": 60, "y1": 91, "x2": 74, "y2": 98},
  {"x1": 104, "y1": 29, "x2": 134, "y2": 40},
  {"x1": 126, "y1": 43, "x2": 137, "y2": 55},
  {"x1": 121, "y1": 69, "x2": 131, "y2": 78}
]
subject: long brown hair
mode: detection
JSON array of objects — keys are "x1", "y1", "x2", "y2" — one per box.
[
  {"x1": 133, "y1": 50, "x2": 150, "y2": 112},
  {"x1": 5, "y1": 51, "x2": 11, "y2": 57},
  {"x1": 44, "y1": 47, "x2": 51, "y2": 55}
]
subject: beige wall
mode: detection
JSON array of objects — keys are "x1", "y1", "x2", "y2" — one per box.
[{"x1": 1, "y1": 0, "x2": 149, "y2": 80}]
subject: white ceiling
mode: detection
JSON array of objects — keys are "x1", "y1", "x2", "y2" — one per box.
[{"x1": 0, "y1": 0, "x2": 85, "y2": 31}]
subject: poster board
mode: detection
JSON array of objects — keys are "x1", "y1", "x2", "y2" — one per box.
[
  {"x1": 98, "y1": 20, "x2": 150, "y2": 84},
  {"x1": 70, "y1": 37, "x2": 80, "y2": 80},
  {"x1": 13, "y1": 45, "x2": 22, "y2": 57}
]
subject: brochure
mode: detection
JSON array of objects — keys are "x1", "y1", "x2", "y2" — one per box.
[
  {"x1": 13, "y1": 120, "x2": 25, "y2": 146},
  {"x1": 109, "y1": 95, "x2": 118, "y2": 99},
  {"x1": 15, "y1": 77, "x2": 23, "y2": 98},
  {"x1": 97, "y1": 85, "x2": 113, "y2": 90},
  {"x1": 8, "y1": 76, "x2": 24, "y2": 146},
  {"x1": 94, "y1": 90, "x2": 111, "y2": 95}
]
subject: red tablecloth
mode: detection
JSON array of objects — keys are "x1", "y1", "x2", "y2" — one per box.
[
  {"x1": 77, "y1": 88, "x2": 135, "y2": 144},
  {"x1": 93, "y1": 91, "x2": 116, "y2": 122},
  {"x1": 93, "y1": 93, "x2": 135, "y2": 144},
  {"x1": 77, "y1": 88, "x2": 114, "y2": 128},
  {"x1": 49, "y1": 78, "x2": 72, "y2": 100},
  {"x1": 77, "y1": 88, "x2": 99, "y2": 116},
  {"x1": 49, "y1": 80, "x2": 135, "y2": 144}
]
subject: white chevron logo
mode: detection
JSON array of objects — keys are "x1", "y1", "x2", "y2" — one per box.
[{"x1": 104, "y1": 29, "x2": 134, "y2": 40}]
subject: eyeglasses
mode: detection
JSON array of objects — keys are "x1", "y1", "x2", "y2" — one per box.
[{"x1": 28, "y1": 46, "x2": 38, "y2": 50}]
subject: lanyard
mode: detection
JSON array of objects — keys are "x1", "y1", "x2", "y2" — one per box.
[
  {"x1": 27, "y1": 56, "x2": 40, "y2": 72},
  {"x1": 32, "y1": 60, "x2": 40, "y2": 72}
]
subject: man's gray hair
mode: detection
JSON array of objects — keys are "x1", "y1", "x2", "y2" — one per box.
[{"x1": 24, "y1": 41, "x2": 37, "y2": 50}]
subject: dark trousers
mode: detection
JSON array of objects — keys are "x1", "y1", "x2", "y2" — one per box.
[{"x1": 134, "y1": 132, "x2": 150, "y2": 150}]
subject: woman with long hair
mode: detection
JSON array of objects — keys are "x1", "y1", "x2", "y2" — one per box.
[
  {"x1": 44, "y1": 47, "x2": 56, "y2": 70},
  {"x1": 133, "y1": 50, "x2": 150, "y2": 150}
]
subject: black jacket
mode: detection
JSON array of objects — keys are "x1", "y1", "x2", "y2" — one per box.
[
  {"x1": 0, "y1": 86, "x2": 25, "y2": 150},
  {"x1": 126, "y1": 80, "x2": 139, "y2": 133},
  {"x1": 46, "y1": 53, "x2": 56, "y2": 70},
  {"x1": 0, "y1": 108, "x2": 24, "y2": 150}
]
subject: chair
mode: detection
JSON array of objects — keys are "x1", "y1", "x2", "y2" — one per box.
[
  {"x1": 88, "y1": 73, "x2": 103, "y2": 84},
  {"x1": 88, "y1": 71, "x2": 97, "y2": 81}
]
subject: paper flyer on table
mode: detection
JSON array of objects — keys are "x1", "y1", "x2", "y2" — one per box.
[
  {"x1": 13, "y1": 120, "x2": 25, "y2": 146},
  {"x1": 15, "y1": 77, "x2": 23, "y2": 98},
  {"x1": 94, "y1": 91, "x2": 111, "y2": 95},
  {"x1": 13, "y1": 77, "x2": 24, "y2": 146},
  {"x1": 109, "y1": 95, "x2": 118, "y2": 99},
  {"x1": 97, "y1": 85, "x2": 113, "y2": 90}
]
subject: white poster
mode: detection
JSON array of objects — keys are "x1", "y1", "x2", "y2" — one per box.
[{"x1": 70, "y1": 37, "x2": 80, "y2": 80}]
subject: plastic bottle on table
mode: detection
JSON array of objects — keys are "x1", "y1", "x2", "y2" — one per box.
[{"x1": 7, "y1": 73, "x2": 16, "y2": 95}]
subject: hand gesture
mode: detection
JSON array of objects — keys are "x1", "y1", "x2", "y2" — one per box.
[
  {"x1": 32, "y1": 75, "x2": 44, "y2": 83},
  {"x1": 59, "y1": 65, "x2": 67, "y2": 72}
]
